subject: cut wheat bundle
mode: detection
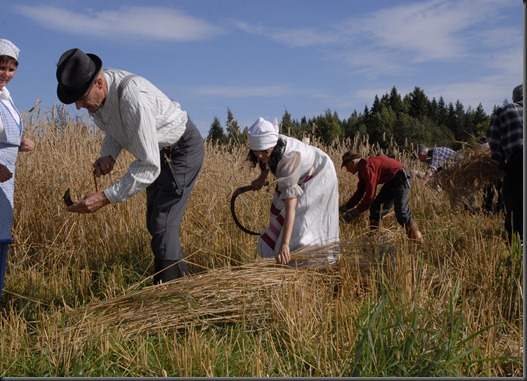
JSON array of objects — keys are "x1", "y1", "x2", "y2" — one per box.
[
  {"x1": 432, "y1": 148, "x2": 505, "y2": 202},
  {"x1": 60, "y1": 240, "x2": 388, "y2": 341}
]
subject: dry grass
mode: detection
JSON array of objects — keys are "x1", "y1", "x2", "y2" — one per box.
[
  {"x1": 0, "y1": 106, "x2": 522, "y2": 377},
  {"x1": 433, "y1": 148, "x2": 505, "y2": 206}
]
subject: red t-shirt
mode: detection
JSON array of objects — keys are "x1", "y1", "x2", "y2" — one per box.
[{"x1": 344, "y1": 156, "x2": 403, "y2": 213}]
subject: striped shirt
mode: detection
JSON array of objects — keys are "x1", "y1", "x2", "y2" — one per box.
[
  {"x1": 486, "y1": 101, "x2": 523, "y2": 166},
  {"x1": 90, "y1": 69, "x2": 188, "y2": 203}
]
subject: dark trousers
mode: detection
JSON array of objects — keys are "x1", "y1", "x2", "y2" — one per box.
[
  {"x1": 369, "y1": 167, "x2": 414, "y2": 226},
  {"x1": 503, "y1": 149, "x2": 523, "y2": 243},
  {"x1": 146, "y1": 119, "x2": 204, "y2": 282}
]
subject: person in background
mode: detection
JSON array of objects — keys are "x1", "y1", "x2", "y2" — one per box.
[
  {"x1": 55, "y1": 48, "x2": 204, "y2": 284},
  {"x1": 247, "y1": 117, "x2": 339, "y2": 265},
  {"x1": 339, "y1": 152, "x2": 423, "y2": 244},
  {"x1": 486, "y1": 84, "x2": 523, "y2": 244},
  {"x1": 416, "y1": 144, "x2": 458, "y2": 185},
  {"x1": 416, "y1": 144, "x2": 476, "y2": 212},
  {"x1": 0, "y1": 39, "x2": 35, "y2": 299}
]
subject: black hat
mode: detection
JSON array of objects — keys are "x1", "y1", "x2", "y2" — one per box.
[{"x1": 56, "y1": 48, "x2": 102, "y2": 104}]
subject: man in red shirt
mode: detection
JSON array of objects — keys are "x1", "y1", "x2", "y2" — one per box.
[{"x1": 339, "y1": 152, "x2": 423, "y2": 244}]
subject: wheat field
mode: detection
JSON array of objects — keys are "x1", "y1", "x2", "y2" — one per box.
[{"x1": 0, "y1": 105, "x2": 522, "y2": 377}]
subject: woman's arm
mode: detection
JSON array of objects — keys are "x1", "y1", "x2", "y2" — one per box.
[{"x1": 276, "y1": 196, "x2": 297, "y2": 265}]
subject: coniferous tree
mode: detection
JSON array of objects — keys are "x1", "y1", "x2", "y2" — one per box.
[
  {"x1": 436, "y1": 96, "x2": 448, "y2": 126},
  {"x1": 281, "y1": 109, "x2": 299, "y2": 138},
  {"x1": 453, "y1": 100, "x2": 466, "y2": 145},
  {"x1": 206, "y1": 116, "x2": 226, "y2": 143},
  {"x1": 388, "y1": 86, "x2": 406, "y2": 114},
  {"x1": 406, "y1": 86, "x2": 429, "y2": 119},
  {"x1": 226, "y1": 108, "x2": 242, "y2": 144},
  {"x1": 311, "y1": 109, "x2": 342, "y2": 144}
]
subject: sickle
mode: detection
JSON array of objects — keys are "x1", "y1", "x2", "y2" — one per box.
[
  {"x1": 63, "y1": 188, "x2": 74, "y2": 206},
  {"x1": 63, "y1": 172, "x2": 98, "y2": 207},
  {"x1": 230, "y1": 182, "x2": 269, "y2": 235}
]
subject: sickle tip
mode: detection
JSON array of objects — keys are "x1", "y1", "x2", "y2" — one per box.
[{"x1": 63, "y1": 188, "x2": 74, "y2": 206}]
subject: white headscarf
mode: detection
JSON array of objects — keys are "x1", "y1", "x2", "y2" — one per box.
[
  {"x1": 248, "y1": 117, "x2": 279, "y2": 150},
  {"x1": 0, "y1": 39, "x2": 19, "y2": 61}
]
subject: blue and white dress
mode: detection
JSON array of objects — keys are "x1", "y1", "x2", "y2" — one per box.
[{"x1": 0, "y1": 94, "x2": 22, "y2": 244}]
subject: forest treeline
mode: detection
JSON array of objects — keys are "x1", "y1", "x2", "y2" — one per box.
[{"x1": 206, "y1": 86, "x2": 505, "y2": 152}]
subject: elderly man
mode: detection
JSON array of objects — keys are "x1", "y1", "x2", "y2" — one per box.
[
  {"x1": 487, "y1": 84, "x2": 523, "y2": 244},
  {"x1": 416, "y1": 144, "x2": 479, "y2": 212},
  {"x1": 416, "y1": 144, "x2": 458, "y2": 184},
  {"x1": 55, "y1": 48, "x2": 204, "y2": 283}
]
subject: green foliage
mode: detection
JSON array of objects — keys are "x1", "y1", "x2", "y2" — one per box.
[
  {"x1": 226, "y1": 108, "x2": 246, "y2": 145},
  {"x1": 206, "y1": 116, "x2": 226, "y2": 143},
  {"x1": 346, "y1": 276, "x2": 514, "y2": 377},
  {"x1": 208, "y1": 86, "x2": 496, "y2": 150}
]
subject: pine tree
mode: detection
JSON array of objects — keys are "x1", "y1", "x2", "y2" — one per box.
[
  {"x1": 226, "y1": 108, "x2": 241, "y2": 144},
  {"x1": 206, "y1": 117, "x2": 226, "y2": 143}
]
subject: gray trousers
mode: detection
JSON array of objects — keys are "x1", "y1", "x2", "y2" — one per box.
[{"x1": 146, "y1": 119, "x2": 204, "y2": 278}]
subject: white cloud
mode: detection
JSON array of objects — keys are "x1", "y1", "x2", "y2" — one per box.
[
  {"x1": 190, "y1": 84, "x2": 292, "y2": 98},
  {"x1": 234, "y1": 21, "x2": 341, "y2": 47},
  {"x1": 349, "y1": 0, "x2": 475, "y2": 62},
  {"x1": 14, "y1": 5, "x2": 223, "y2": 41}
]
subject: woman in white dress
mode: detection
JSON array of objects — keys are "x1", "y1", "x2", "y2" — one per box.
[
  {"x1": 247, "y1": 117, "x2": 339, "y2": 265},
  {"x1": 0, "y1": 39, "x2": 35, "y2": 298}
]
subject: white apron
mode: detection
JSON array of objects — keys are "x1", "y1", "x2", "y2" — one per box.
[{"x1": 257, "y1": 136, "x2": 340, "y2": 263}]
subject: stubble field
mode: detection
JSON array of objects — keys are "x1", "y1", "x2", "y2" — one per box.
[{"x1": 0, "y1": 106, "x2": 522, "y2": 377}]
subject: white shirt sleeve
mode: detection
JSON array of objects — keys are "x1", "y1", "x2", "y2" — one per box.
[
  {"x1": 276, "y1": 151, "x2": 304, "y2": 199},
  {"x1": 101, "y1": 82, "x2": 162, "y2": 203}
]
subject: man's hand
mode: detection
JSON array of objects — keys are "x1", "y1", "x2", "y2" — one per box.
[
  {"x1": 93, "y1": 155, "x2": 115, "y2": 177},
  {"x1": 342, "y1": 208, "x2": 360, "y2": 223},
  {"x1": 66, "y1": 191, "x2": 111, "y2": 214}
]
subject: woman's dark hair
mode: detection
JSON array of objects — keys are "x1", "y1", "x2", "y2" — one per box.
[
  {"x1": 246, "y1": 137, "x2": 286, "y2": 174},
  {"x1": 0, "y1": 55, "x2": 18, "y2": 67}
]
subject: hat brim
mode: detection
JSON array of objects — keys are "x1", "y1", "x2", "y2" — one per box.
[
  {"x1": 341, "y1": 157, "x2": 353, "y2": 168},
  {"x1": 56, "y1": 53, "x2": 102, "y2": 105}
]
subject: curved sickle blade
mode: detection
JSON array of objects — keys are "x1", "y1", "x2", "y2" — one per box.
[
  {"x1": 63, "y1": 188, "x2": 74, "y2": 207},
  {"x1": 230, "y1": 182, "x2": 268, "y2": 235}
]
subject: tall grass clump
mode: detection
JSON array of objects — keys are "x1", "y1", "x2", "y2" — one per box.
[{"x1": 0, "y1": 106, "x2": 522, "y2": 377}]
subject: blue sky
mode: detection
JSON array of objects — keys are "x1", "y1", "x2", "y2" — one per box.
[{"x1": 3, "y1": 0, "x2": 523, "y2": 136}]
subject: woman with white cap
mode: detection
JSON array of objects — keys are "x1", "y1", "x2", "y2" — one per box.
[
  {"x1": 0, "y1": 39, "x2": 35, "y2": 299},
  {"x1": 247, "y1": 117, "x2": 339, "y2": 265}
]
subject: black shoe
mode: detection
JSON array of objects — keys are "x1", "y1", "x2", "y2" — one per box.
[{"x1": 153, "y1": 259, "x2": 189, "y2": 284}]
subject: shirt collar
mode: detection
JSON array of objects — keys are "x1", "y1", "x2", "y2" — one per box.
[{"x1": 0, "y1": 87, "x2": 11, "y2": 101}]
